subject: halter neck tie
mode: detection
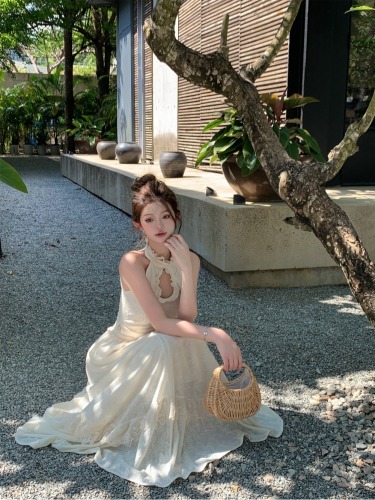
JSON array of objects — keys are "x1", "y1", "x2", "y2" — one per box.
[
  {"x1": 144, "y1": 244, "x2": 181, "y2": 303},
  {"x1": 144, "y1": 244, "x2": 174, "y2": 271}
]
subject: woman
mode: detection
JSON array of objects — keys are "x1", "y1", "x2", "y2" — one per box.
[{"x1": 16, "y1": 173, "x2": 283, "y2": 487}]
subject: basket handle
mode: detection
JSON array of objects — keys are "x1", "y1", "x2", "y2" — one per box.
[{"x1": 213, "y1": 363, "x2": 252, "y2": 380}]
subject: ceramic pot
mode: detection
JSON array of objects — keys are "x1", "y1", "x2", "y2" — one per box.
[
  {"x1": 49, "y1": 144, "x2": 60, "y2": 156},
  {"x1": 115, "y1": 142, "x2": 142, "y2": 164},
  {"x1": 222, "y1": 157, "x2": 281, "y2": 202},
  {"x1": 23, "y1": 144, "x2": 33, "y2": 155},
  {"x1": 75, "y1": 139, "x2": 97, "y2": 154},
  {"x1": 159, "y1": 151, "x2": 187, "y2": 178},
  {"x1": 96, "y1": 141, "x2": 117, "y2": 160}
]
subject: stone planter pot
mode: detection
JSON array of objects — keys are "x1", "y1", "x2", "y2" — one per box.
[
  {"x1": 23, "y1": 144, "x2": 34, "y2": 155},
  {"x1": 10, "y1": 145, "x2": 19, "y2": 155},
  {"x1": 222, "y1": 157, "x2": 281, "y2": 202},
  {"x1": 115, "y1": 142, "x2": 142, "y2": 164},
  {"x1": 96, "y1": 141, "x2": 117, "y2": 160},
  {"x1": 49, "y1": 144, "x2": 60, "y2": 155},
  {"x1": 74, "y1": 139, "x2": 97, "y2": 154},
  {"x1": 37, "y1": 145, "x2": 47, "y2": 156},
  {"x1": 159, "y1": 151, "x2": 187, "y2": 178}
]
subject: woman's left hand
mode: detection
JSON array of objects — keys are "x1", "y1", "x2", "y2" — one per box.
[{"x1": 164, "y1": 235, "x2": 192, "y2": 273}]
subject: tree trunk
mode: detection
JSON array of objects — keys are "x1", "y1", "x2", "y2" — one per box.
[
  {"x1": 145, "y1": 0, "x2": 375, "y2": 327},
  {"x1": 91, "y1": 7, "x2": 114, "y2": 105}
]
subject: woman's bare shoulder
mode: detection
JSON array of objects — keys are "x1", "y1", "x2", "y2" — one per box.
[
  {"x1": 119, "y1": 249, "x2": 147, "y2": 270},
  {"x1": 119, "y1": 250, "x2": 149, "y2": 291}
]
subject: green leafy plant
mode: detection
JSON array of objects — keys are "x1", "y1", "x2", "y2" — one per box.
[
  {"x1": 29, "y1": 68, "x2": 66, "y2": 145},
  {"x1": 0, "y1": 158, "x2": 28, "y2": 193},
  {"x1": 70, "y1": 85, "x2": 117, "y2": 144},
  {"x1": 195, "y1": 92, "x2": 325, "y2": 176},
  {"x1": 99, "y1": 88, "x2": 117, "y2": 141},
  {"x1": 0, "y1": 86, "x2": 25, "y2": 149},
  {"x1": 346, "y1": 5, "x2": 375, "y2": 13},
  {"x1": 67, "y1": 114, "x2": 105, "y2": 146},
  {"x1": 34, "y1": 118, "x2": 50, "y2": 146}
]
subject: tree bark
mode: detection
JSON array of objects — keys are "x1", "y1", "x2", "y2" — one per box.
[
  {"x1": 145, "y1": 0, "x2": 375, "y2": 326},
  {"x1": 77, "y1": 6, "x2": 116, "y2": 105}
]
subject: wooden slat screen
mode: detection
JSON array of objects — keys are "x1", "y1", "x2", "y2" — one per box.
[
  {"x1": 144, "y1": 0, "x2": 153, "y2": 160},
  {"x1": 133, "y1": 0, "x2": 139, "y2": 144},
  {"x1": 178, "y1": 0, "x2": 290, "y2": 169},
  {"x1": 178, "y1": 0, "x2": 202, "y2": 167},
  {"x1": 240, "y1": 0, "x2": 290, "y2": 95}
]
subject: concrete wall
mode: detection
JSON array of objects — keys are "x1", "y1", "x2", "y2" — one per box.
[
  {"x1": 61, "y1": 154, "x2": 375, "y2": 288},
  {"x1": 152, "y1": 54, "x2": 178, "y2": 159},
  {"x1": 152, "y1": 14, "x2": 178, "y2": 159}
]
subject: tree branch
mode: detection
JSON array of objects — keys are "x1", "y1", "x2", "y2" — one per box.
[
  {"x1": 146, "y1": 0, "x2": 375, "y2": 326},
  {"x1": 145, "y1": 2, "x2": 239, "y2": 98},
  {"x1": 20, "y1": 45, "x2": 42, "y2": 73},
  {"x1": 240, "y1": 0, "x2": 304, "y2": 82},
  {"x1": 219, "y1": 14, "x2": 229, "y2": 59},
  {"x1": 145, "y1": 0, "x2": 290, "y2": 173},
  {"x1": 321, "y1": 89, "x2": 375, "y2": 182}
]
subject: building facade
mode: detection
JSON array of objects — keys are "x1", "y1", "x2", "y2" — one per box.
[{"x1": 117, "y1": 0, "x2": 375, "y2": 185}]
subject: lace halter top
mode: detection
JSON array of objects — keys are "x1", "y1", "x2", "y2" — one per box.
[{"x1": 144, "y1": 245, "x2": 181, "y2": 303}]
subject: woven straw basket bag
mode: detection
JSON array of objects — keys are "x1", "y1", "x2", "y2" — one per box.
[{"x1": 205, "y1": 363, "x2": 261, "y2": 421}]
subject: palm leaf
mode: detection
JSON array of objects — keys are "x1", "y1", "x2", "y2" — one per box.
[
  {"x1": 0, "y1": 158, "x2": 28, "y2": 193},
  {"x1": 283, "y1": 94, "x2": 319, "y2": 110},
  {"x1": 195, "y1": 141, "x2": 214, "y2": 165},
  {"x1": 202, "y1": 117, "x2": 227, "y2": 132}
]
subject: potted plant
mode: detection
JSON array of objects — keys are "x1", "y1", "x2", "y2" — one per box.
[
  {"x1": 196, "y1": 92, "x2": 325, "y2": 201},
  {"x1": 49, "y1": 116, "x2": 64, "y2": 155},
  {"x1": 20, "y1": 109, "x2": 36, "y2": 155},
  {"x1": 67, "y1": 114, "x2": 105, "y2": 154},
  {"x1": 17, "y1": 82, "x2": 42, "y2": 155},
  {"x1": 8, "y1": 106, "x2": 22, "y2": 155},
  {"x1": 9, "y1": 127, "x2": 20, "y2": 155},
  {"x1": 2, "y1": 86, "x2": 24, "y2": 155},
  {"x1": 35, "y1": 120, "x2": 50, "y2": 156}
]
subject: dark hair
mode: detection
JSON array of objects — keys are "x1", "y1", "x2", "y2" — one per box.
[{"x1": 131, "y1": 174, "x2": 181, "y2": 226}]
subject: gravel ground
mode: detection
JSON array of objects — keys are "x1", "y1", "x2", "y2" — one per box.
[{"x1": 0, "y1": 155, "x2": 375, "y2": 499}]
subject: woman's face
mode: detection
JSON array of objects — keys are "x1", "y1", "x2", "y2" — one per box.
[{"x1": 137, "y1": 202, "x2": 176, "y2": 244}]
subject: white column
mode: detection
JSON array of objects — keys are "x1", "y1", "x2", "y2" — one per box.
[{"x1": 117, "y1": 0, "x2": 134, "y2": 142}]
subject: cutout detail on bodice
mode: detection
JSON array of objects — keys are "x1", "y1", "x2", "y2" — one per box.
[{"x1": 144, "y1": 245, "x2": 181, "y2": 303}]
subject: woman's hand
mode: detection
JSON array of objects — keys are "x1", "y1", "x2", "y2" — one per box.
[
  {"x1": 164, "y1": 235, "x2": 192, "y2": 273},
  {"x1": 210, "y1": 328, "x2": 243, "y2": 372}
]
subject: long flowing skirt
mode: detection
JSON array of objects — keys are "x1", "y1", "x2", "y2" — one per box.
[{"x1": 15, "y1": 329, "x2": 283, "y2": 487}]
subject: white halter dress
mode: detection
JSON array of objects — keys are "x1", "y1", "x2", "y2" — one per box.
[{"x1": 15, "y1": 246, "x2": 283, "y2": 487}]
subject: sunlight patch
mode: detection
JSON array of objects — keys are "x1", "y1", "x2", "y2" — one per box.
[
  {"x1": 320, "y1": 294, "x2": 364, "y2": 315},
  {"x1": 0, "y1": 460, "x2": 23, "y2": 474},
  {"x1": 256, "y1": 472, "x2": 294, "y2": 494}
]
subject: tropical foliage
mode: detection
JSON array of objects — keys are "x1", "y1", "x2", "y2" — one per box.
[
  {"x1": 196, "y1": 93, "x2": 325, "y2": 176},
  {"x1": 0, "y1": 0, "x2": 117, "y2": 152},
  {"x1": 0, "y1": 158, "x2": 27, "y2": 193},
  {"x1": 0, "y1": 68, "x2": 117, "y2": 152}
]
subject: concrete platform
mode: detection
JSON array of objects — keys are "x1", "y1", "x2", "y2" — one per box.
[{"x1": 61, "y1": 154, "x2": 375, "y2": 288}]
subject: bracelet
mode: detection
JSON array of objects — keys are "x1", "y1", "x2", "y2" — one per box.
[{"x1": 202, "y1": 327, "x2": 209, "y2": 342}]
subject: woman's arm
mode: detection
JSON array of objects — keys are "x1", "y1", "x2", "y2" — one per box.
[
  {"x1": 164, "y1": 235, "x2": 200, "y2": 322},
  {"x1": 119, "y1": 252, "x2": 242, "y2": 371}
]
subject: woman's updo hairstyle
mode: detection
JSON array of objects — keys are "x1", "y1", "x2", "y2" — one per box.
[{"x1": 131, "y1": 174, "x2": 181, "y2": 226}]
